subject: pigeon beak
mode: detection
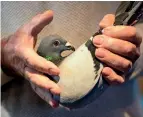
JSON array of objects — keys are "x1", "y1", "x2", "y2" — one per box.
[
  {"x1": 61, "y1": 42, "x2": 75, "y2": 58},
  {"x1": 65, "y1": 42, "x2": 75, "y2": 51}
]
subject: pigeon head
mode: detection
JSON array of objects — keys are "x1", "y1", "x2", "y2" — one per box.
[{"x1": 37, "y1": 35, "x2": 75, "y2": 65}]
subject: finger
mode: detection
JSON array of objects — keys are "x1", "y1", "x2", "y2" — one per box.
[
  {"x1": 23, "y1": 49, "x2": 60, "y2": 75},
  {"x1": 25, "y1": 67, "x2": 61, "y2": 94},
  {"x1": 99, "y1": 14, "x2": 115, "y2": 29},
  {"x1": 95, "y1": 48, "x2": 132, "y2": 73},
  {"x1": 102, "y1": 26, "x2": 142, "y2": 46},
  {"x1": 93, "y1": 35, "x2": 140, "y2": 61},
  {"x1": 22, "y1": 10, "x2": 53, "y2": 36},
  {"x1": 102, "y1": 67, "x2": 125, "y2": 85},
  {"x1": 31, "y1": 83, "x2": 59, "y2": 108}
]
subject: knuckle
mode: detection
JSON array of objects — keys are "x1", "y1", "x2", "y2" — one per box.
[
  {"x1": 25, "y1": 57, "x2": 32, "y2": 65},
  {"x1": 25, "y1": 57, "x2": 41, "y2": 71}
]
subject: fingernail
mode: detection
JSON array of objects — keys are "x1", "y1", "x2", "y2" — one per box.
[
  {"x1": 45, "y1": 10, "x2": 53, "y2": 15},
  {"x1": 102, "y1": 71, "x2": 109, "y2": 77},
  {"x1": 50, "y1": 99, "x2": 59, "y2": 108},
  {"x1": 93, "y1": 36, "x2": 104, "y2": 45},
  {"x1": 95, "y1": 49, "x2": 105, "y2": 58},
  {"x1": 101, "y1": 29, "x2": 104, "y2": 33},
  {"x1": 49, "y1": 100, "x2": 54, "y2": 106},
  {"x1": 49, "y1": 68, "x2": 59, "y2": 75},
  {"x1": 49, "y1": 100, "x2": 58, "y2": 108}
]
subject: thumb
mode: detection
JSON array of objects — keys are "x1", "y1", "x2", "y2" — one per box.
[
  {"x1": 99, "y1": 14, "x2": 115, "y2": 29},
  {"x1": 22, "y1": 10, "x2": 53, "y2": 36}
]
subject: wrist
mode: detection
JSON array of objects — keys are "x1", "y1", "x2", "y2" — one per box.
[{"x1": 1, "y1": 37, "x2": 18, "y2": 77}]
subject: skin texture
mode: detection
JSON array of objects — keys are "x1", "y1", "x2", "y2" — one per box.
[
  {"x1": 93, "y1": 14, "x2": 142, "y2": 84},
  {"x1": 1, "y1": 10, "x2": 61, "y2": 107},
  {"x1": 1, "y1": 11, "x2": 142, "y2": 107}
]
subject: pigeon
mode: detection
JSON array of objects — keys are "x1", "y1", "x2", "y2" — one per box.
[
  {"x1": 31, "y1": 34, "x2": 104, "y2": 108},
  {"x1": 30, "y1": 1, "x2": 143, "y2": 109},
  {"x1": 30, "y1": 33, "x2": 107, "y2": 109}
]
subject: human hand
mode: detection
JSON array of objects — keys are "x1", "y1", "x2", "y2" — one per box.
[
  {"x1": 1, "y1": 10, "x2": 61, "y2": 106},
  {"x1": 93, "y1": 14, "x2": 142, "y2": 84}
]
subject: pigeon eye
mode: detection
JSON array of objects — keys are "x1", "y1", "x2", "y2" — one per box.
[{"x1": 53, "y1": 40, "x2": 60, "y2": 47}]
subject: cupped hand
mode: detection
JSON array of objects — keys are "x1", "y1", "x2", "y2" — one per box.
[
  {"x1": 1, "y1": 10, "x2": 61, "y2": 106},
  {"x1": 93, "y1": 14, "x2": 142, "y2": 84}
]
